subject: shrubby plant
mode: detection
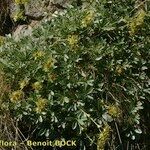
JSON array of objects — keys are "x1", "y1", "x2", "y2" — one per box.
[
  {"x1": 0, "y1": 0, "x2": 150, "y2": 149},
  {"x1": 13, "y1": 0, "x2": 30, "y2": 22}
]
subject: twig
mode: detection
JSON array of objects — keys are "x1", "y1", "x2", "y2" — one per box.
[
  {"x1": 127, "y1": 141, "x2": 129, "y2": 150},
  {"x1": 86, "y1": 133, "x2": 96, "y2": 145},
  {"x1": 15, "y1": 121, "x2": 18, "y2": 150},
  {"x1": 137, "y1": 143, "x2": 141, "y2": 150},
  {"x1": 130, "y1": 0, "x2": 148, "y2": 14},
  {"x1": 114, "y1": 122, "x2": 122, "y2": 145},
  {"x1": 108, "y1": 141, "x2": 115, "y2": 150},
  {"x1": 108, "y1": 91, "x2": 119, "y2": 103},
  {"x1": 80, "y1": 108, "x2": 101, "y2": 129},
  {"x1": 11, "y1": 118, "x2": 33, "y2": 150}
]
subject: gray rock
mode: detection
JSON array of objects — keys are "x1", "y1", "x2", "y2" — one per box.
[{"x1": 12, "y1": 25, "x2": 33, "y2": 40}]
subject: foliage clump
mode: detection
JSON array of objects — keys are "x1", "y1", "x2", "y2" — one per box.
[{"x1": 0, "y1": 0, "x2": 150, "y2": 149}]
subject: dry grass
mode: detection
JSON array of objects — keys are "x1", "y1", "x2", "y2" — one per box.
[
  {"x1": 0, "y1": 73, "x2": 30, "y2": 150},
  {"x1": 0, "y1": 72, "x2": 10, "y2": 100},
  {"x1": 0, "y1": 114, "x2": 31, "y2": 150}
]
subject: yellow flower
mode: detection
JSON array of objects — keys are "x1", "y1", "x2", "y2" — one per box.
[
  {"x1": 128, "y1": 9, "x2": 146, "y2": 35},
  {"x1": 33, "y1": 50, "x2": 45, "y2": 60},
  {"x1": 81, "y1": 11, "x2": 95, "y2": 28},
  {"x1": 35, "y1": 98, "x2": 47, "y2": 113},
  {"x1": 32, "y1": 81, "x2": 42, "y2": 91},
  {"x1": 15, "y1": 0, "x2": 29, "y2": 4},
  {"x1": 47, "y1": 73, "x2": 57, "y2": 82},
  {"x1": 116, "y1": 66, "x2": 123, "y2": 75},
  {"x1": 107, "y1": 104, "x2": 121, "y2": 118},
  {"x1": 0, "y1": 36, "x2": 4, "y2": 46},
  {"x1": 10, "y1": 90, "x2": 24, "y2": 102},
  {"x1": 19, "y1": 78, "x2": 29, "y2": 89},
  {"x1": 13, "y1": 10, "x2": 26, "y2": 22},
  {"x1": 97, "y1": 124, "x2": 111, "y2": 150},
  {"x1": 43, "y1": 58, "x2": 55, "y2": 72},
  {"x1": 67, "y1": 35, "x2": 79, "y2": 47}
]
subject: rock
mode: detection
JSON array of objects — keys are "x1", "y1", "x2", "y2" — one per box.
[
  {"x1": 12, "y1": 19, "x2": 41, "y2": 40},
  {"x1": 0, "y1": 0, "x2": 14, "y2": 35},
  {"x1": 12, "y1": 24, "x2": 32, "y2": 40},
  {"x1": 2, "y1": 0, "x2": 74, "y2": 38},
  {"x1": 25, "y1": 0, "x2": 71, "y2": 18}
]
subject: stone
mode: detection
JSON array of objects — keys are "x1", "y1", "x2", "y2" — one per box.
[{"x1": 0, "y1": 0, "x2": 14, "y2": 35}]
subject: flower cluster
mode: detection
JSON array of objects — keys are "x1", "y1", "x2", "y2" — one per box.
[
  {"x1": 19, "y1": 78, "x2": 29, "y2": 90},
  {"x1": 107, "y1": 104, "x2": 121, "y2": 118},
  {"x1": 13, "y1": 10, "x2": 26, "y2": 22},
  {"x1": 67, "y1": 35, "x2": 79, "y2": 48},
  {"x1": 81, "y1": 11, "x2": 94, "y2": 28},
  {"x1": 43, "y1": 58, "x2": 55, "y2": 72},
  {"x1": 10, "y1": 90, "x2": 24, "y2": 103},
  {"x1": 35, "y1": 98, "x2": 47, "y2": 113},
  {"x1": 115, "y1": 65, "x2": 123, "y2": 75},
  {"x1": 32, "y1": 82, "x2": 42, "y2": 91},
  {"x1": 15, "y1": 0, "x2": 29, "y2": 4},
  {"x1": 47, "y1": 73, "x2": 57, "y2": 82},
  {"x1": 0, "y1": 36, "x2": 4, "y2": 46},
  {"x1": 33, "y1": 50, "x2": 45, "y2": 60},
  {"x1": 128, "y1": 9, "x2": 146, "y2": 35},
  {"x1": 97, "y1": 124, "x2": 111, "y2": 150}
]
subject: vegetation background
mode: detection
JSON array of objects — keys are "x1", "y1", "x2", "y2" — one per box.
[{"x1": 0, "y1": 0, "x2": 150, "y2": 150}]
